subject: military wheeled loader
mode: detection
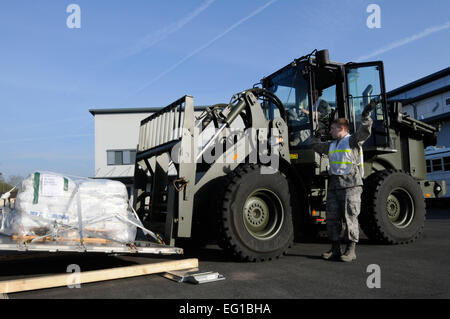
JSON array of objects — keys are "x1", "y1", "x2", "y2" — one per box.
[{"x1": 133, "y1": 50, "x2": 447, "y2": 261}]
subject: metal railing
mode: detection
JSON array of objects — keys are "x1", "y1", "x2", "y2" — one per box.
[{"x1": 138, "y1": 96, "x2": 190, "y2": 152}]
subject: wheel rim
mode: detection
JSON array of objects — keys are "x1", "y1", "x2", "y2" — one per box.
[
  {"x1": 386, "y1": 187, "x2": 415, "y2": 229},
  {"x1": 242, "y1": 188, "x2": 284, "y2": 240}
]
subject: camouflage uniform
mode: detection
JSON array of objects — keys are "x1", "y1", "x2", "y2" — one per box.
[
  {"x1": 325, "y1": 186, "x2": 362, "y2": 242},
  {"x1": 315, "y1": 99, "x2": 332, "y2": 134},
  {"x1": 312, "y1": 114, "x2": 373, "y2": 243}
]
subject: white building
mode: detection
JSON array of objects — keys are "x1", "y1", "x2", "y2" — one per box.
[
  {"x1": 387, "y1": 67, "x2": 450, "y2": 146},
  {"x1": 89, "y1": 106, "x2": 207, "y2": 197},
  {"x1": 388, "y1": 67, "x2": 450, "y2": 198}
]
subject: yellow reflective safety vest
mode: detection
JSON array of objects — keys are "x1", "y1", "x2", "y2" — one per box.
[{"x1": 328, "y1": 135, "x2": 364, "y2": 176}]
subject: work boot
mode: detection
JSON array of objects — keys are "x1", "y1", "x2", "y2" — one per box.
[
  {"x1": 340, "y1": 241, "x2": 357, "y2": 262},
  {"x1": 322, "y1": 241, "x2": 341, "y2": 260}
]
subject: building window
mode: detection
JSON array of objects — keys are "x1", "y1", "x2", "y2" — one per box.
[
  {"x1": 426, "y1": 159, "x2": 431, "y2": 173},
  {"x1": 107, "y1": 151, "x2": 115, "y2": 165},
  {"x1": 432, "y1": 159, "x2": 442, "y2": 171},
  {"x1": 123, "y1": 150, "x2": 136, "y2": 165},
  {"x1": 446, "y1": 98, "x2": 450, "y2": 106},
  {"x1": 107, "y1": 150, "x2": 136, "y2": 165},
  {"x1": 115, "y1": 151, "x2": 123, "y2": 165}
]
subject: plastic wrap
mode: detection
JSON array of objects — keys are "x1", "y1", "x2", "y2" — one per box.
[{"x1": 0, "y1": 171, "x2": 142, "y2": 244}]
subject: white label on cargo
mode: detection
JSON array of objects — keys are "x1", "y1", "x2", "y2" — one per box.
[{"x1": 41, "y1": 175, "x2": 64, "y2": 197}]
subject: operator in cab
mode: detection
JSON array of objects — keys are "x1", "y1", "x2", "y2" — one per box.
[{"x1": 289, "y1": 89, "x2": 332, "y2": 146}]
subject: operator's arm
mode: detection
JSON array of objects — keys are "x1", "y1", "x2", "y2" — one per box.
[
  {"x1": 350, "y1": 100, "x2": 376, "y2": 147},
  {"x1": 349, "y1": 115, "x2": 373, "y2": 147},
  {"x1": 312, "y1": 136, "x2": 331, "y2": 155}
]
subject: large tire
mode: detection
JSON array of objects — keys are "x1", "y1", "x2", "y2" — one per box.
[
  {"x1": 219, "y1": 164, "x2": 294, "y2": 261},
  {"x1": 360, "y1": 170, "x2": 426, "y2": 244}
]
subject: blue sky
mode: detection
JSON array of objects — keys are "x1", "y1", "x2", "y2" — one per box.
[{"x1": 0, "y1": 0, "x2": 449, "y2": 179}]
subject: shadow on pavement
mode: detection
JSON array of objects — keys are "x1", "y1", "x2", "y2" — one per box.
[
  {"x1": 0, "y1": 252, "x2": 139, "y2": 278},
  {"x1": 426, "y1": 201, "x2": 450, "y2": 219},
  {"x1": 285, "y1": 252, "x2": 324, "y2": 260}
]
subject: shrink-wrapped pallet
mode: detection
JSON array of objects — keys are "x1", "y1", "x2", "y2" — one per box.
[
  {"x1": 69, "y1": 179, "x2": 137, "y2": 242},
  {"x1": 0, "y1": 172, "x2": 140, "y2": 243}
]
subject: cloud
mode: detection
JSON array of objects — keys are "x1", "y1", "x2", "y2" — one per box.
[
  {"x1": 135, "y1": 0, "x2": 278, "y2": 95},
  {"x1": 356, "y1": 21, "x2": 450, "y2": 62},
  {"x1": 118, "y1": 0, "x2": 216, "y2": 60}
]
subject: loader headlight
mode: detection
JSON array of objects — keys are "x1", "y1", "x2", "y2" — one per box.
[{"x1": 434, "y1": 182, "x2": 444, "y2": 197}]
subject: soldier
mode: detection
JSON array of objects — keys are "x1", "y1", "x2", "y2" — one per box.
[
  {"x1": 313, "y1": 89, "x2": 332, "y2": 131},
  {"x1": 312, "y1": 100, "x2": 377, "y2": 262},
  {"x1": 290, "y1": 89, "x2": 332, "y2": 146},
  {"x1": 300, "y1": 89, "x2": 332, "y2": 132}
]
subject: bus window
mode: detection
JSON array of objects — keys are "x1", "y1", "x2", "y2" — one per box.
[
  {"x1": 444, "y1": 157, "x2": 450, "y2": 171},
  {"x1": 426, "y1": 160, "x2": 431, "y2": 173},
  {"x1": 432, "y1": 159, "x2": 443, "y2": 171}
]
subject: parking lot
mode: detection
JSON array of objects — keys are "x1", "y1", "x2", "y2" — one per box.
[{"x1": 1, "y1": 204, "x2": 449, "y2": 300}]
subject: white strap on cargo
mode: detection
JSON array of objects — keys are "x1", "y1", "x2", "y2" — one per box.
[
  {"x1": 126, "y1": 202, "x2": 164, "y2": 244},
  {"x1": 76, "y1": 190, "x2": 84, "y2": 244},
  {"x1": 0, "y1": 187, "x2": 16, "y2": 200}
]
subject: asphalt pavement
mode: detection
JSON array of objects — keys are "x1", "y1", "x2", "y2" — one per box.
[{"x1": 1, "y1": 204, "x2": 450, "y2": 300}]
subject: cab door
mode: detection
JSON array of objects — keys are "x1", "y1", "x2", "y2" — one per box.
[{"x1": 344, "y1": 62, "x2": 390, "y2": 148}]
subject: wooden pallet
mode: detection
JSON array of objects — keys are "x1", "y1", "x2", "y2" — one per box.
[{"x1": 11, "y1": 235, "x2": 111, "y2": 244}]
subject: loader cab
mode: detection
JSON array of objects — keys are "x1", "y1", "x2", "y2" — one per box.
[
  {"x1": 262, "y1": 51, "x2": 390, "y2": 152},
  {"x1": 262, "y1": 58, "x2": 342, "y2": 148},
  {"x1": 262, "y1": 61, "x2": 311, "y2": 147}
]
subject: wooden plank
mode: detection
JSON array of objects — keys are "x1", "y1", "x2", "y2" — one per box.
[{"x1": 0, "y1": 258, "x2": 198, "y2": 294}]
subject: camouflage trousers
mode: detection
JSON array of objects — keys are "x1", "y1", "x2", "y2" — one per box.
[{"x1": 326, "y1": 186, "x2": 363, "y2": 243}]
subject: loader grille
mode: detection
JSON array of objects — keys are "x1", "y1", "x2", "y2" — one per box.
[{"x1": 138, "y1": 96, "x2": 188, "y2": 152}]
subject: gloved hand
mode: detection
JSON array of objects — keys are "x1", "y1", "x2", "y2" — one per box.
[
  {"x1": 362, "y1": 98, "x2": 378, "y2": 117},
  {"x1": 313, "y1": 129, "x2": 321, "y2": 139}
]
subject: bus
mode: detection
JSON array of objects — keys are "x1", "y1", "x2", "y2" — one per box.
[{"x1": 425, "y1": 146, "x2": 450, "y2": 199}]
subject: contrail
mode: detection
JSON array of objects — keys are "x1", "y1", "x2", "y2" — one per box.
[
  {"x1": 119, "y1": 0, "x2": 216, "y2": 59},
  {"x1": 356, "y1": 21, "x2": 450, "y2": 62},
  {"x1": 135, "y1": 0, "x2": 278, "y2": 95}
]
